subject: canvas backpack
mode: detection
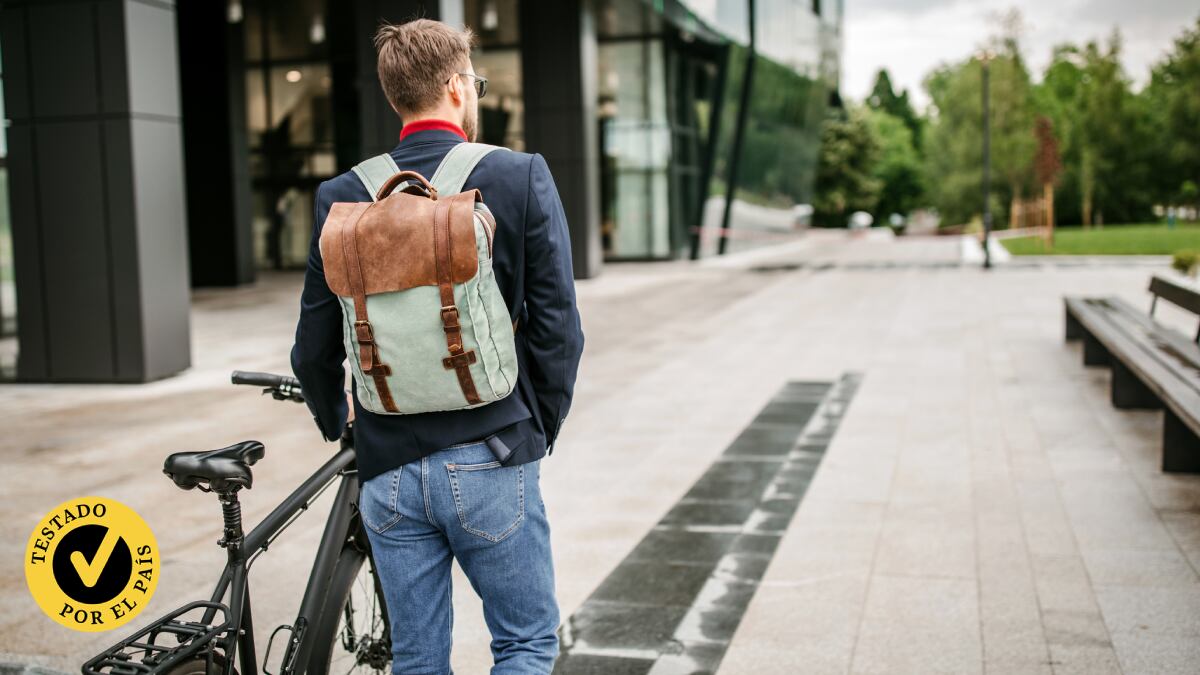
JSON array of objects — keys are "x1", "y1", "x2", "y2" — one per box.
[{"x1": 319, "y1": 142, "x2": 519, "y2": 414}]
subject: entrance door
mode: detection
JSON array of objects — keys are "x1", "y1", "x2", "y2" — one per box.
[
  {"x1": 664, "y1": 30, "x2": 724, "y2": 260},
  {"x1": 243, "y1": 0, "x2": 339, "y2": 270}
]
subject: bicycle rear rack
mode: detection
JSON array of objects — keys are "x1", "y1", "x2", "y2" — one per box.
[{"x1": 82, "y1": 601, "x2": 233, "y2": 675}]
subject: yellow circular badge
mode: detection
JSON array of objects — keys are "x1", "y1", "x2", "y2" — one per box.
[{"x1": 25, "y1": 496, "x2": 159, "y2": 632}]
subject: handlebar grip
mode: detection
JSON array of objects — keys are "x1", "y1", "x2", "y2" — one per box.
[{"x1": 231, "y1": 370, "x2": 295, "y2": 389}]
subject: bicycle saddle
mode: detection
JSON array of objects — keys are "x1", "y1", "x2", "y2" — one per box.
[{"x1": 163, "y1": 440, "x2": 265, "y2": 491}]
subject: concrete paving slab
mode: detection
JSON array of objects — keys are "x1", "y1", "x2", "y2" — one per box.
[{"x1": 3, "y1": 232, "x2": 1200, "y2": 674}]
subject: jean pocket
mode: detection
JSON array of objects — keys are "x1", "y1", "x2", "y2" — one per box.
[
  {"x1": 444, "y1": 460, "x2": 524, "y2": 543},
  {"x1": 359, "y1": 467, "x2": 404, "y2": 534}
]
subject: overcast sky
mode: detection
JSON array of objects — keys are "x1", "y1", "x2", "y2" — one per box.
[{"x1": 841, "y1": 0, "x2": 1199, "y2": 109}]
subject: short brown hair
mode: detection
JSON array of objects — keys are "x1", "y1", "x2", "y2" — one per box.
[{"x1": 374, "y1": 19, "x2": 475, "y2": 117}]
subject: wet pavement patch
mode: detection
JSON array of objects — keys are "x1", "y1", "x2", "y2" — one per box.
[{"x1": 553, "y1": 374, "x2": 862, "y2": 674}]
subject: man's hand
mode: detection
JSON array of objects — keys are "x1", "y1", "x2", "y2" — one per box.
[{"x1": 345, "y1": 390, "x2": 355, "y2": 424}]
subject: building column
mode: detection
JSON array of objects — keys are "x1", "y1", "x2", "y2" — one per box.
[
  {"x1": 520, "y1": 0, "x2": 602, "y2": 279},
  {"x1": 1, "y1": 0, "x2": 191, "y2": 382},
  {"x1": 177, "y1": 0, "x2": 254, "y2": 287}
]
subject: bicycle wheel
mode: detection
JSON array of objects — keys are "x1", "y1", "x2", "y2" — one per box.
[{"x1": 307, "y1": 546, "x2": 392, "y2": 675}]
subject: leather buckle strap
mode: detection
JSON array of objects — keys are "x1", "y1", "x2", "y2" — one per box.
[
  {"x1": 442, "y1": 351, "x2": 477, "y2": 369},
  {"x1": 364, "y1": 356, "x2": 392, "y2": 377},
  {"x1": 354, "y1": 320, "x2": 374, "y2": 343},
  {"x1": 432, "y1": 196, "x2": 483, "y2": 406},
  {"x1": 341, "y1": 201, "x2": 398, "y2": 412}
]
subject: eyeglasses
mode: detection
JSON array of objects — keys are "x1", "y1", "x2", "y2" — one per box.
[{"x1": 448, "y1": 72, "x2": 488, "y2": 99}]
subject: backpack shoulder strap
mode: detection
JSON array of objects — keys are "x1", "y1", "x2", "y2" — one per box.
[
  {"x1": 351, "y1": 153, "x2": 401, "y2": 202},
  {"x1": 430, "y1": 142, "x2": 509, "y2": 196}
]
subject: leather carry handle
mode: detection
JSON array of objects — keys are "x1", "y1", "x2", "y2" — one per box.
[{"x1": 376, "y1": 170, "x2": 438, "y2": 201}]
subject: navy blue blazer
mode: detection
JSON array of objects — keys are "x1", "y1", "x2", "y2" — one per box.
[{"x1": 290, "y1": 128, "x2": 585, "y2": 484}]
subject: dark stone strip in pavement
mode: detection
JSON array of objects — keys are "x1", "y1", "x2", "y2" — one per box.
[{"x1": 553, "y1": 374, "x2": 862, "y2": 675}]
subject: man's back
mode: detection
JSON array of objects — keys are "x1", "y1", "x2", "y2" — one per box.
[
  {"x1": 291, "y1": 123, "x2": 585, "y2": 484},
  {"x1": 290, "y1": 18, "x2": 578, "y2": 672}
]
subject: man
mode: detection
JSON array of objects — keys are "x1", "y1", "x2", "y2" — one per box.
[{"x1": 290, "y1": 18, "x2": 585, "y2": 675}]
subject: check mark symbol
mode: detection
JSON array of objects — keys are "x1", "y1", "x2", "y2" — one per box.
[{"x1": 70, "y1": 527, "x2": 121, "y2": 587}]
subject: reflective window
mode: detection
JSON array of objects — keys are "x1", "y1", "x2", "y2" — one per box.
[
  {"x1": 692, "y1": 0, "x2": 834, "y2": 256},
  {"x1": 466, "y1": 0, "x2": 524, "y2": 149},
  {"x1": 467, "y1": 0, "x2": 521, "y2": 47},
  {"x1": 242, "y1": 0, "x2": 336, "y2": 269},
  {"x1": 598, "y1": 38, "x2": 672, "y2": 258},
  {"x1": 0, "y1": 44, "x2": 14, "y2": 351}
]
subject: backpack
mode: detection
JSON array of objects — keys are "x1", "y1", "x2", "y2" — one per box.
[{"x1": 319, "y1": 142, "x2": 519, "y2": 414}]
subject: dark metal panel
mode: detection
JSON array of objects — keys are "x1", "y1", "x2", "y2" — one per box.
[
  {"x1": 36, "y1": 122, "x2": 117, "y2": 380},
  {"x1": 102, "y1": 118, "x2": 144, "y2": 379},
  {"x1": 520, "y1": 0, "x2": 602, "y2": 279},
  {"x1": 128, "y1": 117, "x2": 192, "y2": 380},
  {"x1": 176, "y1": 0, "x2": 254, "y2": 286},
  {"x1": 96, "y1": 0, "x2": 131, "y2": 115},
  {"x1": 0, "y1": 7, "x2": 32, "y2": 120},
  {"x1": 28, "y1": 2, "x2": 101, "y2": 118},
  {"x1": 124, "y1": 0, "x2": 182, "y2": 119},
  {"x1": 6, "y1": 0, "x2": 191, "y2": 382},
  {"x1": 6, "y1": 126, "x2": 49, "y2": 380}
]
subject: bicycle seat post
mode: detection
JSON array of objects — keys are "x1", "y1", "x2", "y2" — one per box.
[{"x1": 217, "y1": 488, "x2": 246, "y2": 558}]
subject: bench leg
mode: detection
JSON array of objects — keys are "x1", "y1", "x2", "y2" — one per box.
[
  {"x1": 1082, "y1": 332, "x2": 1109, "y2": 367},
  {"x1": 1111, "y1": 359, "x2": 1160, "y2": 410},
  {"x1": 1065, "y1": 307, "x2": 1085, "y2": 341},
  {"x1": 1163, "y1": 408, "x2": 1200, "y2": 473}
]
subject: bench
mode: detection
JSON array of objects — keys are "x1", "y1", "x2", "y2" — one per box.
[{"x1": 1064, "y1": 274, "x2": 1200, "y2": 473}]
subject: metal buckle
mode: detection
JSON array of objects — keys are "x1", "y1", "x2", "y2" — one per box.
[
  {"x1": 440, "y1": 305, "x2": 459, "y2": 324},
  {"x1": 354, "y1": 320, "x2": 374, "y2": 343}
]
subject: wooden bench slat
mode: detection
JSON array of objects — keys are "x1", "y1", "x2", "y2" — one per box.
[
  {"x1": 1104, "y1": 296, "x2": 1200, "y2": 373},
  {"x1": 1065, "y1": 296, "x2": 1200, "y2": 438},
  {"x1": 1150, "y1": 274, "x2": 1200, "y2": 317}
]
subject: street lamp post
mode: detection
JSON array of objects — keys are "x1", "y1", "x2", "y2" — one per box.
[{"x1": 981, "y1": 52, "x2": 992, "y2": 270}]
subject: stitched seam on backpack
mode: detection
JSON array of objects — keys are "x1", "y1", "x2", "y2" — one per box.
[
  {"x1": 475, "y1": 261, "x2": 513, "y2": 399},
  {"x1": 462, "y1": 274, "x2": 500, "y2": 400},
  {"x1": 474, "y1": 213, "x2": 511, "y2": 402}
]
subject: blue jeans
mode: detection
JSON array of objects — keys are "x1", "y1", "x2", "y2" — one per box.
[{"x1": 358, "y1": 441, "x2": 559, "y2": 674}]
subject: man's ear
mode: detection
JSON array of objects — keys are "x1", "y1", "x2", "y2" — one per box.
[{"x1": 447, "y1": 73, "x2": 465, "y2": 106}]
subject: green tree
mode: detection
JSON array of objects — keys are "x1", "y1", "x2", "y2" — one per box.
[
  {"x1": 1146, "y1": 16, "x2": 1200, "y2": 209},
  {"x1": 813, "y1": 107, "x2": 882, "y2": 227},
  {"x1": 1033, "y1": 45, "x2": 1086, "y2": 223},
  {"x1": 865, "y1": 108, "x2": 923, "y2": 218},
  {"x1": 1035, "y1": 33, "x2": 1157, "y2": 224},
  {"x1": 921, "y1": 37, "x2": 1035, "y2": 227},
  {"x1": 867, "y1": 69, "x2": 923, "y2": 149}
]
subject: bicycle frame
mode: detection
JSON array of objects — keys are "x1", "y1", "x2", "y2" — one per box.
[
  {"x1": 84, "y1": 367, "x2": 400, "y2": 675},
  {"x1": 201, "y1": 430, "x2": 364, "y2": 675}
]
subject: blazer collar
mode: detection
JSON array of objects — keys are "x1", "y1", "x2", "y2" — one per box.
[
  {"x1": 395, "y1": 128, "x2": 467, "y2": 149},
  {"x1": 399, "y1": 119, "x2": 468, "y2": 140}
]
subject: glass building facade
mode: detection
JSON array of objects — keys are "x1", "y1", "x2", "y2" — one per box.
[
  {"x1": 0, "y1": 0, "x2": 839, "y2": 382},
  {"x1": 0, "y1": 47, "x2": 13, "y2": 360},
  {"x1": 230, "y1": 0, "x2": 842, "y2": 268}
]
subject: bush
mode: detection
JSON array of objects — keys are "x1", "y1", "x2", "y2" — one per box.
[{"x1": 1171, "y1": 249, "x2": 1200, "y2": 276}]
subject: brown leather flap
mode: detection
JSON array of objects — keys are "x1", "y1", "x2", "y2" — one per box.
[{"x1": 320, "y1": 190, "x2": 482, "y2": 297}]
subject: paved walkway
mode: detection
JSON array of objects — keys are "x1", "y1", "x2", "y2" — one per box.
[{"x1": 1, "y1": 230, "x2": 1197, "y2": 674}]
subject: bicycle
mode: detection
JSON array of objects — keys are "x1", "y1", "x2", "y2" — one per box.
[{"x1": 83, "y1": 371, "x2": 392, "y2": 675}]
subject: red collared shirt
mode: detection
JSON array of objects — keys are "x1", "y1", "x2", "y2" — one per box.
[{"x1": 399, "y1": 119, "x2": 468, "y2": 141}]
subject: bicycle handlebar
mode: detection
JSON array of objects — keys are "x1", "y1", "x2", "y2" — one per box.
[{"x1": 231, "y1": 370, "x2": 305, "y2": 403}]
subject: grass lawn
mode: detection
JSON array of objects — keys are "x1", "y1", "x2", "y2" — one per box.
[{"x1": 1002, "y1": 223, "x2": 1200, "y2": 255}]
